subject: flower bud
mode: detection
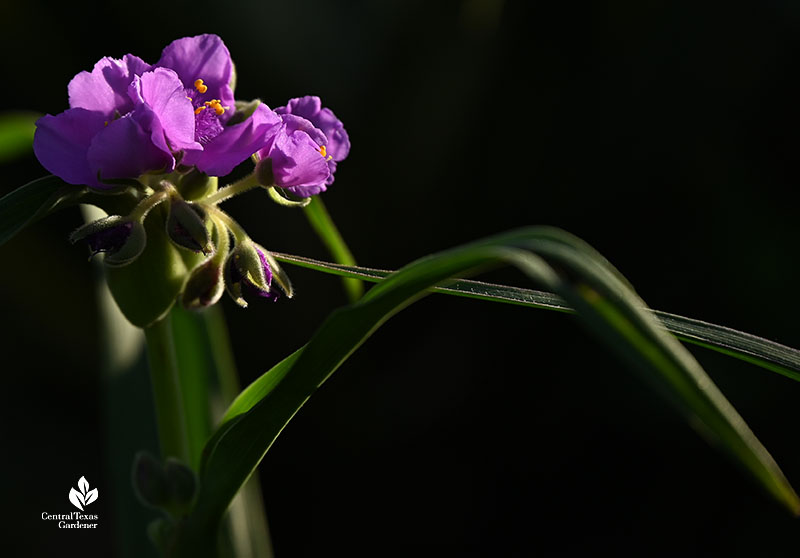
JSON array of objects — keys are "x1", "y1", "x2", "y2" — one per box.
[
  {"x1": 132, "y1": 451, "x2": 168, "y2": 509},
  {"x1": 176, "y1": 170, "x2": 218, "y2": 201},
  {"x1": 224, "y1": 241, "x2": 279, "y2": 307},
  {"x1": 132, "y1": 452, "x2": 196, "y2": 518},
  {"x1": 166, "y1": 200, "x2": 213, "y2": 254},
  {"x1": 254, "y1": 156, "x2": 275, "y2": 187},
  {"x1": 69, "y1": 215, "x2": 146, "y2": 267},
  {"x1": 181, "y1": 258, "x2": 225, "y2": 309}
]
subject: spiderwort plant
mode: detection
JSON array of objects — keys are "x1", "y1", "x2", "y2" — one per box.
[
  {"x1": 26, "y1": 33, "x2": 351, "y2": 553},
  {"x1": 6, "y1": 31, "x2": 800, "y2": 558},
  {"x1": 34, "y1": 34, "x2": 348, "y2": 321}
]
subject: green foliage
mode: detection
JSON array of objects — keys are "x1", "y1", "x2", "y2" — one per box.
[
  {"x1": 273, "y1": 252, "x2": 800, "y2": 382},
  {"x1": 171, "y1": 226, "x2": 799, "y2": 554}
]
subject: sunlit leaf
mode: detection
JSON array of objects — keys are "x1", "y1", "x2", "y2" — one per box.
[
  {"x1": 272, "y1": 252, "x2": 800, "y2": 382},
  {"x1": 174, "y1": 226, "x2": 799, "y2": 554}
]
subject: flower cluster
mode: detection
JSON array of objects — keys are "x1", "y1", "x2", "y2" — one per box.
[{"x1": 34, "y1": 34, "x2": 349, "y2": 311}]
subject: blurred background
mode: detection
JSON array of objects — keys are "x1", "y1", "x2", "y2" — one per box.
[{"x1": 2, "y1": 1, "x2": 800, "y2": 556}]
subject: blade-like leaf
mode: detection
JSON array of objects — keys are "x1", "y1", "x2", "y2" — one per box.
[
  {"x1": 175, "y1": 226, "x2": 799, "y2": 553},
  {"x1": 0, "y1": 176, "x2": 80, "y2": 247},
  {"x1": 78, "y1": 476, "x2": 89, "y2": 494},
  {"x1": 272, "y1": 252, "x2": 800, "y2": 382},
  {"x1": 0, "y1": 175, "x2": 142, "y2": 249},
  {"x1": 303, "y1": 196, "x2": 363, "y2": 302}
]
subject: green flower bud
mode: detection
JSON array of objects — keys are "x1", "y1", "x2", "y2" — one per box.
[{"x1": 166, "y1": 200, "x2": 213, "y2": 254}]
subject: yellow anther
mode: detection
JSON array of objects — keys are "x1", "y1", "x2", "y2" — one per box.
[
  {"x1": 195, "y1": 106, "x2": 207, "y2": 115},
  {"x1": 319, "y1": 145, "x2": 327, "y2": 158},
  {"x1": 204, "y1": 99, "x2": 225, "y2": 116},
  {"x1": 194, "y1": 79, "x2": 208, "y2": 94}
]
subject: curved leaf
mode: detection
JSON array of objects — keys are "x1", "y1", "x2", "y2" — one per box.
[
  {"x1": 0, "y1": 175, "x2": 81, "y2": 247},
  {"x1": 175, "y1": 226, "x2": 800, "y2": 553},
  {"x1": 272, "y1": 252, "x2": 800, "y2": 382},
  {"x1": 0, "y1": 175, "x2": 140, "y2": 248}
]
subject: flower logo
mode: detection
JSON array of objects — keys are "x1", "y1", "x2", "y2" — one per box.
[{"x1": 68, "y1": 476, "x2": 99, "y2": 511}]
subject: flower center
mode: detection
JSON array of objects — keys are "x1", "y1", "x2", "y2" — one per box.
[{"x1": 188, "y1": 77, "x2": 226, "y2": 145}]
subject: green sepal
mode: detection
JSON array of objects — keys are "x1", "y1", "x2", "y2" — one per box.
[
  {"x1": 227, "y1": 99, "x2": 261, "y2": 126},
  {"x1": 105, "y1": 205, "x2": 189, "y2": 328},
  {"x1": 177, "y1": 171, "x2": 218, "y2": 201}
]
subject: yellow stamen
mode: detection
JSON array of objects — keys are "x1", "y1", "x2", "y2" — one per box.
[
  {"x1": 194, "y1": 79, "x2": 208, "y2": 94},
  {"x1": 319, "y1": 145, "x2": 327, "y2": 158},
  {"x1": 204, "y1": 99, "x2": 225, "y2": 116},
  {"x1": 195, "y1": 106, "x2": 207, "y2": 115}
]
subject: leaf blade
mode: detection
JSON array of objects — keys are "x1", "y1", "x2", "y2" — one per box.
[
  {"x1": 178, "y1": 227, "x2": 799, "y2": 551},
  {"x1": 272, "y1": 252, "x2": 800, "y2": 382}
]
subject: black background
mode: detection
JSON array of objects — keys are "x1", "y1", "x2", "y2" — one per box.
[{"x1": 2, "y1": 1, "x2": 800, "y2": 556}]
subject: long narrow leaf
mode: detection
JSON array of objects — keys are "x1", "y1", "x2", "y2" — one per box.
[
  {"x1": 303, "y1": 196, "x2": 364, "y2": 301},
  {"x1": 0, "y1": 175, "x2": 139, "y2": 248},
  {"x1": 176, "y1": 227, "x2": 799, "y2": 554},
  {"x1": 272, "y1": 252, "x2": 800, "y2": 382}
]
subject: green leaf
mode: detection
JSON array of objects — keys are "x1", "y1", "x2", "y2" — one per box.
[
  {"x1": 175, "y1": 226, "x2": 799, "y2": 552},
  {"x1": 272, "y1": 252, "x2": 800, "y2": 383},
  {"x1": 0, "y1": 175, "x2": 82, "y2": 247},
  {"x1": 0, "y1": 111, "x2": 39, "y2": 163},
  {"x1": 303, "y1": 196, "x2": 364, "y2": 302},
  {"x1": 0, "y1": 175, "x2": 141, "y2": 249}
]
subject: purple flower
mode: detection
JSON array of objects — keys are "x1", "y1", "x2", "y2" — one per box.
[
  {"x1": 34, "y1": 35, "x2": 280, "y2": 188},
  {"x1": 257, "y1": 96, "x2": 349, "y2": 198},
  {"x1": 224, "y1": 242, "x2": 279, "y2": 307}
]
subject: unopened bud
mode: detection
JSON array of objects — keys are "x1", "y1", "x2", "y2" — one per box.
[
  {"x1": 177, "y1": 170, "x2": 218, "y2": 201},
  {"x1": 224, "y1": 241, "x2": 278, "y2": 307},
  {"x1": 166, "y1": 200, "x2": 213, "y2": 254},
  {"x1": 70, "y1": 215, "x2": 146, "y2": 268},
  {"x1": 254, "y1": 156, "x2": 275, "y2": 187},
  {"x1": 181, "y1": 259, "x2": 225, "y2": 309}
]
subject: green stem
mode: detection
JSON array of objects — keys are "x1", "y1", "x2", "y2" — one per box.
[
  {"x1": 144, "y1": 314, "x2": 191, "y2": 464},
  {"x1": 202, "y1": 305, "x2": 275, "y2": 558},
  {"x1": 204, "y1": 173, "x2": 260, "y2": 205},
  {"x1": 303, "y1": 196, "x2": 363, "y2": 302}
]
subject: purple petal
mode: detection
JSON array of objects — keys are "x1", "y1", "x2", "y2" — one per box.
[
  {"x1": 254, "y1": 246, "x2": 273, "y2": 285},
  {"x1": 267, "y1": 127, "x2": 331, "y2": 197},
  {"x1": 281, "y1": 114, "x2": 327, "y2": 147},
  {"x1": 87, "y1": 111, "x2": 174, "y2": 182},
  {"x1": 277, "y1": 96, "x2": 322, "y2": 118},
  {"x1": 68, "y1": 55, "x2": 150, "y2": 117},
  {"x1": 156, "y1": 34, "x2": 235, "y2": 116},
  {"x1": 277, "y1": 96, "x2": 350, "y2": 161},
  {"x1": 187, "y1": 103, "x2": 281, "y2": 177},
  {"x1": 33, "y1": 109, "x2": 107, "y2": 187},
  {"x1": 129, "y1": 69, "x2": 200, "y2": 152}
]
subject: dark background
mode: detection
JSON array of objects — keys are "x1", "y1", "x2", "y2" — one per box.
[{"x1": 2, "y1": 1, "x2": 800, "y2": 556}]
